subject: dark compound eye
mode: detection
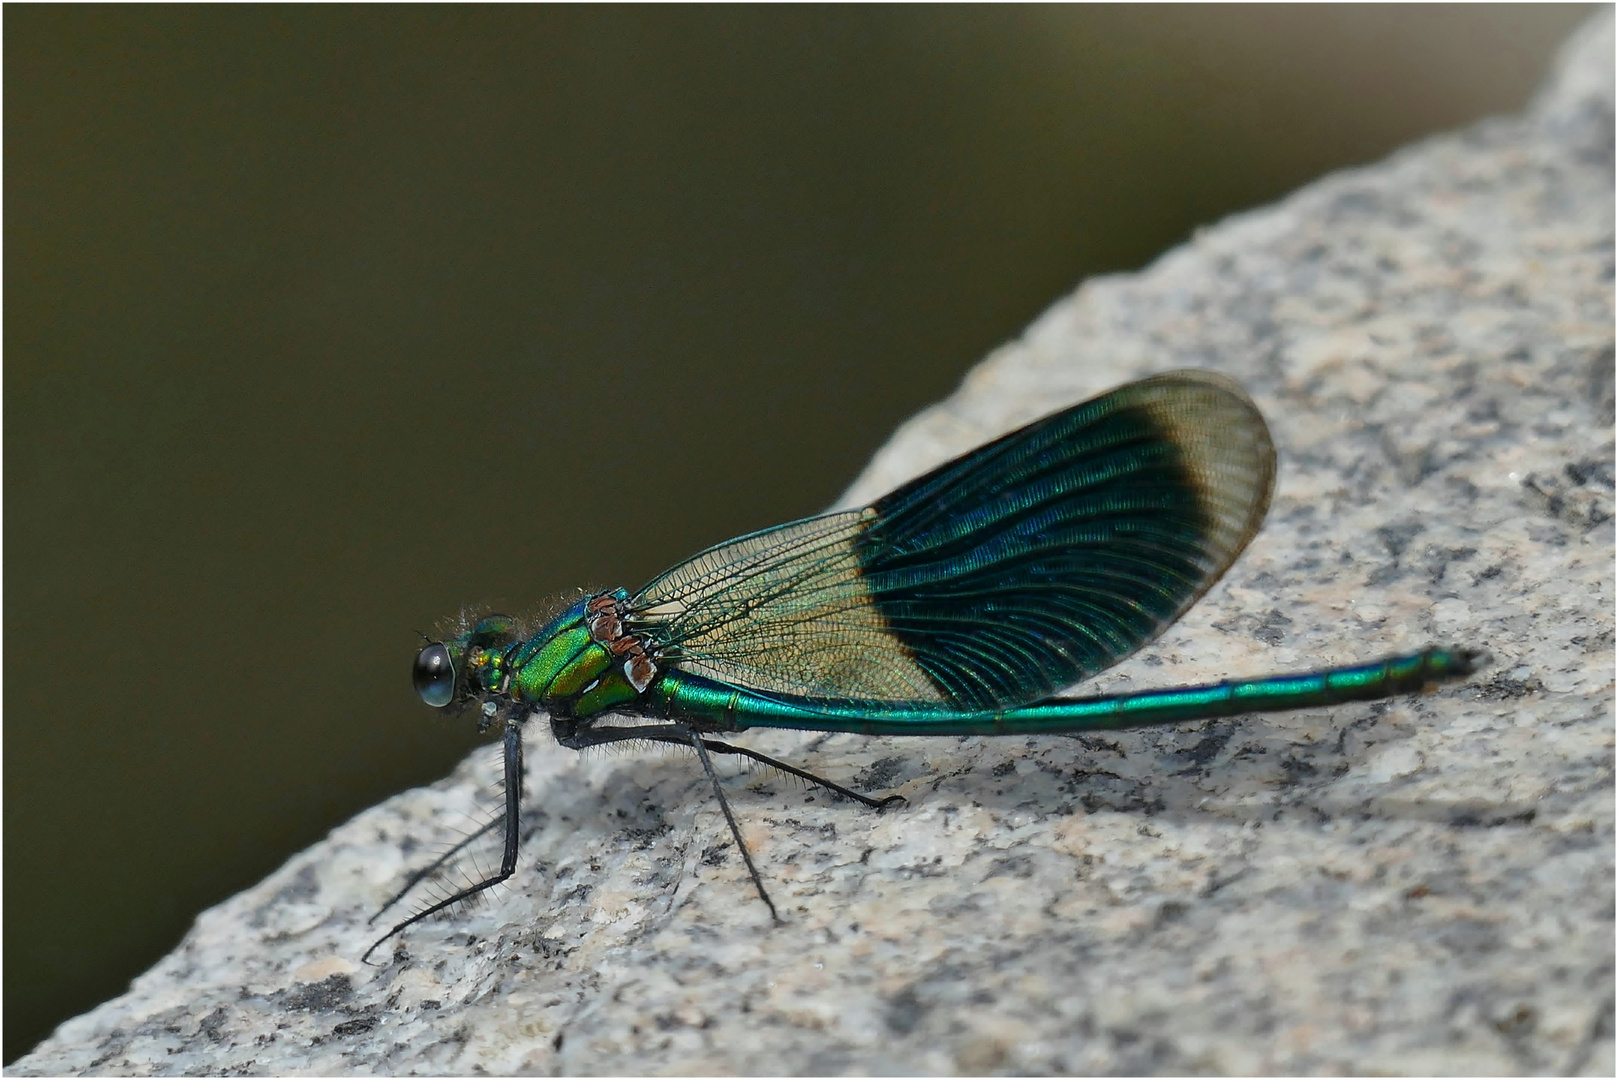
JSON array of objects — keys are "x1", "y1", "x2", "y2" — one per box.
[{"x1": 412, "y1": 643, "x2": 456, "y2": 708}]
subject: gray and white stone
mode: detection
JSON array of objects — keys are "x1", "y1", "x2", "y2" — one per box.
[{"x1": 12, "y1": 11, "x2": 1612, "y2": 1076}]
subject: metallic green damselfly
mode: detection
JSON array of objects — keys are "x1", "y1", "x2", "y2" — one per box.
[{"x1": 367, "y1": 371, "x2": 1482, "y2": 961}]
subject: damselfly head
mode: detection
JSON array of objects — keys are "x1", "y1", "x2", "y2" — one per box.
[{"x1": 413, "y1": 613, "x2": 524, "y2": 710}]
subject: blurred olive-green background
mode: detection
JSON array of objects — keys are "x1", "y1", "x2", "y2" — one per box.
[{"x1": 5, "y1": 4, "x2": 1593, "y2": 1062}]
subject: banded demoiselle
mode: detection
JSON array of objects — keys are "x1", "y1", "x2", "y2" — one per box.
[{"x1": 366, "y1": 370, "x2": 1482, "y2": 961}]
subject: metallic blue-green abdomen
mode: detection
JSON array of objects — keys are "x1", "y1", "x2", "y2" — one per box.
[{"x1": 649, "y1": 646, "x2": 1481, "y2": 736}]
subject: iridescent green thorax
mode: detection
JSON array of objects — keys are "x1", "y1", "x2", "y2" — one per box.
[{"x1": 437, "y1": 591, "x2": 668, "y2": 721}]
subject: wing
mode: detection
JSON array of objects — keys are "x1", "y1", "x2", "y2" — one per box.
[
  {"x1": 629, "y1": 370, "x2": 1275, "y2": 711},
  {"x1": 628, "y1": 510, "x2": 950, "y2": 703}
]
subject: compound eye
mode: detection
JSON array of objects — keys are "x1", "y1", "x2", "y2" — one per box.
[{"x1": 412, "y1": 643, "x2": 456, "y2": 707}]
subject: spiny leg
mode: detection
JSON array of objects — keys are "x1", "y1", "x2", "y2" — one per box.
[
  {"x1": 687, "y1": 729, "x2": 782, "y2": 925},
  {"x1": 685, "y1": 736, "x2": 903, "y2": 810},
  {"x1": 563, "y1": 723, "x2": 899, "y2": 809},
  {"x1": 363, "y1": 717, "x2": 525, "y2": 964},
  {"x1": 562, "y1": 724, "x2": 895, "y2": 807},
  {"x1": 559, "y1": 721, "x2": 897, "y2": 921},
  {"x1": 369, "y1": 815, "x2": 503, "y2": 926}
]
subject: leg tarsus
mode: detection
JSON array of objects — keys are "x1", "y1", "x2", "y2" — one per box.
[
  {"x1": 688, "y1": 730, "x2": 783, "y2": 925},
  {"x1": 362, "y1": 717, "x2": 526, "y2": 964}
]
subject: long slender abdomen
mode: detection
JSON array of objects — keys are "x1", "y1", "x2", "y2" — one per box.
[{"x1": 661, "y1": 648, "x2": 1483, "y2": 737}]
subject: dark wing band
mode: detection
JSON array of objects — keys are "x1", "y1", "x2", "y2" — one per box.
[{"x1": 856, "y1": 370, "x2": 1274, "y2": 709}]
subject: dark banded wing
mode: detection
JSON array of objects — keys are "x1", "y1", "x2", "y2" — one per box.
[{"x1": 629, "y1": 370, "x2": 1276, "y2": 711}]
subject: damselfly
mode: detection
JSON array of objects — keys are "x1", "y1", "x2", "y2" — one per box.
[{"x1": 366, "y1": 370, "x2": 1481, "y2": 961}]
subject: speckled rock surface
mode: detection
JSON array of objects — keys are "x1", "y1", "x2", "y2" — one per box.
[{"x1": 13, "y1": 13, "x2": 1612, "y2": 1078}]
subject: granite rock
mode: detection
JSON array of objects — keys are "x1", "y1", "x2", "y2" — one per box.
[{"x1": 12, "y1": 12, "x2": 1612, "y2": 1077}]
